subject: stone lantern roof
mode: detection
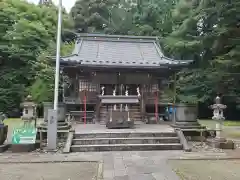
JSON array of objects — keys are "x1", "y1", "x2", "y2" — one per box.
[{"x1": 21, "y1": 95, "x2": 36, "y2": 107}]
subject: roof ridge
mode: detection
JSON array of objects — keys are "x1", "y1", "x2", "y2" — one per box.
[{"x1": 77, "y1": 33, "x2": 158, "y2": 40}]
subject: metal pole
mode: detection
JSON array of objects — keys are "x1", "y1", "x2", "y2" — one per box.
[
  {"x1": 53, "y1": 0, "x2": 62, "y2": 110},
  {"x1": 48, "y1": 0, "x2": 62, "y2": 150}
]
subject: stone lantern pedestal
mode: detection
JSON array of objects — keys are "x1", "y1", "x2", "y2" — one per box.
[{"x1": 38, "y1": 102, "x2": 71, "y2": 131}]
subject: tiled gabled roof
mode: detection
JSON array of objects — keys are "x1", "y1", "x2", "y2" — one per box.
[{"x1": 60, "y1": 34, "x2": 192, "y2": 68}]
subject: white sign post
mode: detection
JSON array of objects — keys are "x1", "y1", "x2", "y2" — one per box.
[{"x1": 47, "y1": 109, "x2": 57, "y2": 150}]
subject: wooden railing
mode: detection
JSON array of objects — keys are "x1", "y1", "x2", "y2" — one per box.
[{"x1": 63, "y1": 91, "x2": 98, "y2": 104}]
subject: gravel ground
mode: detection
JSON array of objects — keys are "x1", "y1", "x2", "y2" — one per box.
[
  {"x1": 33, "y1": 140, "x2": 66, "y2": 153},
  {"x1": 0, "y1": 162, "x2": 99, "y2": 180},
  {"x1": 169, "y1": 159, "x2": 240, "y2": 180},
  {"x1": 188, "y1": 140, "x2": 240, "y2": 158},
  {"x1": 189, "y1": 141, "x2": 224, "y2": 153}
]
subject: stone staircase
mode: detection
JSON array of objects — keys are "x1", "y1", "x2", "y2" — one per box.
[{"x1": 70, "y1": 132, "x2": 183, "y2": 152}]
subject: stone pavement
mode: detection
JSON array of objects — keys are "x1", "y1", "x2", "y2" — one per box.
[
  {"x1": 0, "y1": 150, "x2": 229, "y2": 180},
  {"x1": 73, "y1": 123, "x2": 174, "y2": 134},
  {"x1": 0, "y1": 162, "x2": 99, "y2": 180}
]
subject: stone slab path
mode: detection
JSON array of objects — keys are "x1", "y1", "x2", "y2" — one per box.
[
  {"x1": 0, "y1": 162, "x2": 99, "y2": 180},
  {"x1": 0, "y1": 151, "x2": 229, "y2": 180}
]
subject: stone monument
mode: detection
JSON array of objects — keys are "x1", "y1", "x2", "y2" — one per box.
[
  {"x1": 21, "y1": 95, "x2": 37, "y2": 127},
  {"x1": 172, "y1": 104, "x2": 203, "y2": 129},
  {"x1": 0, "y1": 112, "x2": 8, "y2": 152},
  {"x1": 207, "y1": 96, "x2": 234, "y2": 149}
]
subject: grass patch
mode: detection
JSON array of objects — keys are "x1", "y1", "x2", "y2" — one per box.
[
  {"x1": 224, "y1": 131, "x2": 240, "y2": 139},
  {"x1": 198, "y1": 120, "x2": 216, "y2": 129},
  {"x1": 3, "y1": 118, "x2": 43, "y2": 142},
  {"x1": 3, "y1": 118, "x2": 43, "y2": 128},
  {"x1": 199, "y1": 120, "x2": 240, "y2": 140},
  {"x1": 199, "y1": 120, "x2": 240, "y2": 128},
  {"x1": 224, "y1": 121, "x2": 240, "y2": 126},
  {"x1": 3, "y1": 118, "x2": 23, "y2": 128}
]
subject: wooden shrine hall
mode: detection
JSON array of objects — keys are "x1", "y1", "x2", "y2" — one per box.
[{"x1": 59, "y1": 34, "x2": 192, "y2": 128}]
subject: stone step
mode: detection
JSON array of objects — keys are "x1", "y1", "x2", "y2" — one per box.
[
  {"x1": 74, "y1": 132, "x2": 177, "y2": 139},
  {"x1": 71, "y1": 143, "x2": 183, "y2": 152},
  {"x1": 72, "y1": 137, "x2": 180, "y2": 145}
]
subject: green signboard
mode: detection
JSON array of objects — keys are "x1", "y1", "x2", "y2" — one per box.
[{"x1": 12, "y1": 126, "x2": 37, "y2": 144}]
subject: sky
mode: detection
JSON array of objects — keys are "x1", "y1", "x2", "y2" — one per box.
[{"x1": 26, "y1": 0, "x2": 76, "y2": 12}]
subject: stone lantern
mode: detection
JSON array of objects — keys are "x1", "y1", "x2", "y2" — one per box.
[
  {"x1": 209, "y1": 96, "x2": 227, "y2": 139},
  {"x1": 0, "y1": 112, "x2": 8, "y2": 148},
  {"x1": 207, "y1": 96, "x2": 234, "y2": 149},
  {"x1": 21, "y1": 95, "x2": 37, "y2": 127}
]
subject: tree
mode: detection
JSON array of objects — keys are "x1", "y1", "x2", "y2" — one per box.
[
  {"x1": 70, "y1": 0, "x2": 179, "y2": 36},
  {"x1": 29, "y1": 42, "x2": 74, "y2": 104},
  {"x1": 0, "y1": 0, "x2": 73, "y2": 114},
  {"x1": 164, "y1": 0, "x2": 240, "y2": 106}
]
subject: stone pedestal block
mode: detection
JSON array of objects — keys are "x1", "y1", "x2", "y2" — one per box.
[
  {"x1": 106, "y1": 111, "x2": 134, "y2": 129},
  {"x1": 0, "y1": 125, "x2": 8, "y2": 145},
  {"x1": 172, "y1": 104, "x2": 203, "y2": 129},
  {"x1": 206, "y1": 138, "x2": 235, "y2": 149},
  {"x1": 11, "y1": 143, "x2": 39, "y2": 152},
  {"x1": 0, "y1": 144, "x2": 10, "y2": 152},
  {"x1": 40, "y1": 102, "x2": 70, "y2": 132},
  {"x1": 106, "y1": 120, "x2": 134, "y2": 129},
  {"x1": 43, "y1": 102, "x2": 66, "y2": 122}
]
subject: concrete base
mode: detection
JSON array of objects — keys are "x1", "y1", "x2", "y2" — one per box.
[
  {"x1": 39, "y1": 121, "x2": 71, "y2": 130},
  {"x1": 11, "y1": 143, "x2": 39, "y2": 152},
  {"x1": 171, "y1": 121, "x2": 204, "y2": 129},
  {"x1": 181, "y1": 128, "x2": 214, "y2": 137},
  {"x1": 37, "y1": 121, "x2": 71, "y2": 140},
  {"x1": 206, "y1": 138, "x2": 235, "y2": 149},
  {"x1": 106, "y1": 120, "x2": 134, "y2": 129},
  {"x1": 0, "y1": 144, "x2": 10, "y2": 152},
  {"x1": 146, "y1": 117, "x2": 158, "y2": 124},
  {"x1": 0, "y1": 125, "x2": 8, "y2": 145}
]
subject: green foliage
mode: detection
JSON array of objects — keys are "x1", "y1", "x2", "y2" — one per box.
[
  {"x1": 0, "y1": 0, "x2": 239, "y2": 115},
  {"x1": 71, "y1": 0, "x2": 178, "y2": 36},
  {"x1": 29, "y1": 42, "x2": 74, "y2": 104},
  {"x1": 0, "y1": 0, "x2": 73, "y2": 114},
  {"x1": 164, "y1": 0, "x2": 240, "y2": 105}
]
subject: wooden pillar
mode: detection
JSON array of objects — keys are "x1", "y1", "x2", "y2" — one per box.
[
  {"x1": 83, "y1": 89, "x2": 87, "y2": 124},
  {"x1": 155, "y1": 90, "x2": 158, "y2": 123},
  {"x1": 140, "y1": 86, "x2": 145, "y2": 121},
  {"x1": 173, "y1": 72, "x2": 177, "y2": 123}
]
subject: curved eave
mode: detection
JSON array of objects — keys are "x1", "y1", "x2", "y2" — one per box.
[{"x1": 60, "y1": 58, "x2": 192, "y2": 70}]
